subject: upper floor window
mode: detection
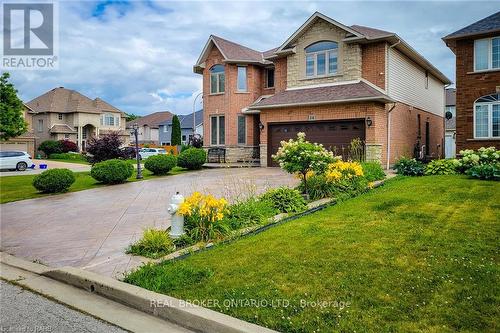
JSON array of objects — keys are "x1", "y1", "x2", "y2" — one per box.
[
  {"x1": 210, "y1": 65, "x2": 225, "y2": 94},
  {"x1": 474, "y1": 37, "x2": 500, "y2": 71},
  {"x1": 305, "y1": 41, "x2": 338, "y2": 77},
  {"x1": 37, "y1": 119, "x2": 43, "y2": 132},
  {"x1": 58, "y1": 113, "x2": 63, "y2": 120},
  {"x1": 474, "y1": 93, "x2": 499, "y2": 139},
  {"x1": 101, "y1": 113, "x2": 119, "y2": 126},
  {"x1": 265, "y1": 68, "x2": 275, "y2": 88},
  {"x1": 237, "y1": 66, "x2": 247, "y2": 92}
]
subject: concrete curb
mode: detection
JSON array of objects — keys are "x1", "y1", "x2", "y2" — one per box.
[{"x1": 0, "y1": 253, "x2": 278, "y2": 333}]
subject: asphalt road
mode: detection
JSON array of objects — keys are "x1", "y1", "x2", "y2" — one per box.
[{"x1": 0, "y1": 280, "x2": 127, "y2": 333}]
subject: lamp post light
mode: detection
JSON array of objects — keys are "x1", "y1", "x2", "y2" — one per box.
[{"x1": 132, "y1": 122, "x2": 143, "y2": 179}]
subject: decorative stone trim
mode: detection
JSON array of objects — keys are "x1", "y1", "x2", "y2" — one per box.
[{"x1": 365, "y1": 143, "x2": 383, "y2": 163}]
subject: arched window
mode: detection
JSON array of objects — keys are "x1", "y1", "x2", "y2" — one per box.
[
  {"x1": 474, "y1": 93, "x2": 499, "y2": 138},
  {"x1": 210, "y1": 64, "x2": 225, "y2": 94},
  {"x1": 305, "y1": 41, "x2": 338, "y2": 77},
  {"x1": 100, "y1": 113, "x2": 119, "y2": 127}
]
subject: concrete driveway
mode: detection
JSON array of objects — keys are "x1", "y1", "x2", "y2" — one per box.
[
  {"x1": 0, "y1": 159, "x2": 91, "y2": 177},
  {"x1": 0, "y1": 167, "x2": 296, "y2": 278}
]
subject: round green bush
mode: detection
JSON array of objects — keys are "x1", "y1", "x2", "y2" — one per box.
[
  {"x1": 91, "y1": 159, "x2": 133, "y2": 184},
  {"x1": 260, "y1": 187, "x2": 307, "y2": 214},
  {"x1": 177, "y1": 148, "x2": 206, "y2": 170},
  {"x1": 144, "y1": 154, "x2": 177, "y2": 175},
  {"x1": 32, "y1": 168, "x2": 75, "y2": 193}
]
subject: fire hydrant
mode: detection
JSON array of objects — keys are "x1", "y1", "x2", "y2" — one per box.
[{"x1": 167, "y1": 192, "x2": 185, "y2": 239}]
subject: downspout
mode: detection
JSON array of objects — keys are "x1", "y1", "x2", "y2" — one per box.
[{"x1": 386, "y1": 38, "x2": 401, "y2": 170}]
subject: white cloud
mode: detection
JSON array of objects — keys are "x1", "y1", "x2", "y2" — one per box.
[{"x1": 8, "y1": 1, "x2": 499, "y2": 116}]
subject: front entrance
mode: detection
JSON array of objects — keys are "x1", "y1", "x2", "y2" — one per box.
[{"x1": 267, "y1": 120, "x2": 366, "y2": 166}]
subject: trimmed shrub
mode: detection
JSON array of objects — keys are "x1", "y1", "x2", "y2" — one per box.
[
  {"x1": 32, "y1": 168, "x2": 75, "y2": 193},
  {"x1": 260, "y1": 187, "x2": 306, "y2": 214},
  {"x1": 59, "y1": 140, "x2": 78, "y2": 153},
  {"x1": 172, "y1": 234, "x2": 195, "y2": 249},
  {"x1": 394, "y1": 157, "x2": 425, "y2": 176},
  {"x1": 127, "y1": 229, "x2": 175, "y2": 259},
  {"x1": 38, "y1": 140, "x2": 62, "y2": 156},
  {"x1": 49, "y1": 152, "x2": 87, "y2": 162},
  {"x1": 361, "y1": 161, "x2": 385, "y2": 182},
  {"x1": 466, "y1": 163, "x2": 500, "y2": 180},
  {"x1": 224, "y1": 198, "x2": 278, "y2": 230},
  {"x1": 144, "y1": 154, "x2": 177, "y2": 175},
  {"x1": 91, "y1": 159, "x2": 133, "y2": 184},
  {"x1": 177, "y1": 148, "x2": 206, "y2": 170},
  {"x1": 425, "y1": 159, "x2": 460, "y2": 175}
]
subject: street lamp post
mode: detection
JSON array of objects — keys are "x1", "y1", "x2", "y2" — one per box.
[
  {"x1": 192, "y1": 92, "x2": 202, "y2": 142},
  {"x1": 132, "y1": 123, "x2": 143, "y2": 179}
]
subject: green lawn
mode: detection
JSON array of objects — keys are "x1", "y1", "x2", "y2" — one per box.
[
  {"x1": 0, "y1": 167, "x2": 186, "y2": 204},
  {"x1": 125, "y1": 176, "x2": 500, "y2": 333},
  {"x1": 44, "y1": 158, "x2": 90, "y2": 165}
]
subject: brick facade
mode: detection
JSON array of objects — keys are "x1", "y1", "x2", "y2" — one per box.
[
  {"x1": 361, "y1": 42, "x2": 387, "y2": 90},
  {"x1": 453, "y1": 38, "x2": 500, "y2": 151}
]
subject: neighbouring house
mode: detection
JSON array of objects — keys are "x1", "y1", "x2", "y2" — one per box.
[
  {"x1": 442, "y1": 11, "x2": 500, "y2": 152},
  {"x1": 0, "y1": 104, "x2": 37, "y2": 157},
  {"x1": 26, "y1": 87, "x2": 129, "y2": 151},
  {"x1": 194, "y1": 11, "x2": 451, "y2": 167},
  {"x1": 126, "y1": 111, "x2": 173, "y2": 145},
  {"x1": 445, "y1": 88, "x2": 456, "y2": 158},
  {"x1": 158, "y1": 109, "x2": 203, "y2": 145}
]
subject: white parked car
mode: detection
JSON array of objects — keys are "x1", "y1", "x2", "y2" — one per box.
[
  {"x1": 0, "y1": 151, "x2": 35, "y2": 171},
  {"x1": 138, "y1": 148, "x2": 167, "y2": 160}
]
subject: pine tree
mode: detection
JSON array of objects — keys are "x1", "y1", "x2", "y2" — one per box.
[
  {"x1": 171, "y1": 115, "x2": 181, "y2": 145},
  {"x1": 0, "y1": 72, "x2": 27, "y2": 140}
]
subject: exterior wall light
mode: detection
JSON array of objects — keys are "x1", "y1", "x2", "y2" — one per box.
[
  {"x1": 259, "y1": 122, "x2": 265, "y2": 131},
  {"x1": 366, "y1": 117, "x2": 373, "y2": 127}
]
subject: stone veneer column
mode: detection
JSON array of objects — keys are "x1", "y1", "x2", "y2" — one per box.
[
  {"x1": 365, "y1": 144, "x2": 383, "y2": 164},
  {"x1": 259, "y1": 144, "x2": 267, "y2": 167}
]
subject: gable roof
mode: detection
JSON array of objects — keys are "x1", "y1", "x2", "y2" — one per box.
[
  {"x1": 159, "y1": 109, "x2": 203, "y2": 129},
  {"x1": 274, "y1": 12, "x2": 363, "y2": 54},
  {"x1": 247, "y1": 80, "x2": 393, "y2": 110},
  {"x1": 26, "y1": 87, "x2": 124, "y2": 115},
  {"x1": 193, "y1": 35, "x2": 270, "y2": 73},
  {"x1": 350, "y1": 25, "x2": 394, "y2": 39},
  {"x1": 443, "y1": 11, "x2": 500, "y2": 41},
  {"x1": 126, "y1": 111, "x2": 173, "y2": 129}
]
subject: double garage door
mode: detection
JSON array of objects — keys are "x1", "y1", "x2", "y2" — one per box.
[{"x1": 268, "y1": 120, "x2": 365, "y2": 166}]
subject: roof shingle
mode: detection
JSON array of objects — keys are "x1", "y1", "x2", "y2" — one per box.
[
  {"x1": 126, "y1": 111, "x2": 173, "y2": 129},
  {"x1": 443, "y1": 11, "x2": 500, "y2": 40},
  {"x1": 249, "y1": 81, "x2": 392, "y2": 109}
]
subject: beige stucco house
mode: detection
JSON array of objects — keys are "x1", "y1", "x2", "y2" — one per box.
[{"x1": 26, "y1": 87, "x2": 129, "y2": 151}]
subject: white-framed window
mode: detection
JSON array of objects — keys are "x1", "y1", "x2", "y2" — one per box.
[
  {"x1": 305, "y1": 41, "x2": 338, "y2": 77},
  {"x1": 265, "y1": 68, "x2": 275, "y2": 88},
  {"x1": 64, "y1": 134, "x2": 70, "y2": 139},
  {"x1": 182, "y1": 135, "x2": 187, "y2": 142},
  {"x1": 58, "y1": 113, "x2": 63, "y2": 120},
  {"x1": 210, "y1": 64, "x2": 225, "y2": 94},
  {"x1": 474, "y1": 37, "x2": 500, "y2": 71},
  {"x1": 210, "y1": 115, "x2": 225, "y2": 145},
  {"x1": 474, "y1": 93, "x2": 500, "y2": 139},
  {"x1": 37, "y1": 119, "x2": 43, "y2": 132},
  {"x1": 237, "y1": 115, "x2": 246, "y2": 145},
  {"x1": 163, "y1": 125, "x2": 168, "y2": 133},
  {"x1": 102, "y1": 113, "x2": 116, "y2": 126},
  {"x1": 237, "y1": 66, "x2": 247, "y2": 92}
]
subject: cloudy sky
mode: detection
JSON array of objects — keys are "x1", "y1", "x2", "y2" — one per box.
[{"x1": 7, "y1": 1, "x2": 500, "y2": 116}]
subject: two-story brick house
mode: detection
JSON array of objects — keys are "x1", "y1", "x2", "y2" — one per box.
[
  {"x1": 194, "y1": 12, "x2": 451, "y2": 167},
  {"x1": 442, "y1": 11, "x2": 500, "y2": 152},
  {"x1": 27, "y1": 87, "x2": 129, "y2": 151}
]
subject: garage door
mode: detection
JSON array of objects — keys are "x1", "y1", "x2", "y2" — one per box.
[
  {"x1": 0, "y1": 142, "x2": 28, "y2": 152},
  {"x1": 268, "y1": 120, "x2": 365, "y2": 166}
]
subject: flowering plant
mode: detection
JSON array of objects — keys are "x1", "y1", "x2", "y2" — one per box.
[
  {"x1": 325, "y1": 160, "x2": 365, "y2": 190},
  {"x1": 178, "y1": 192, "x2": 228, "y2": 242},
  {"x1": 459, "y1": 147, "x2": 499, "y2": 171},
  {"x1": 273, "y1": 132, "x2": 337, "y2": 194}
]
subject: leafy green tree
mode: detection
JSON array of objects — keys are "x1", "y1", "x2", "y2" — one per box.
[
  {"x1": 171, "y1": 115, "x2": 181, "y2": 146},
  {"x1": 125, "y1": 113, "x2": 140, "y2": 122},
  {"x1": 0, "y1": 72, "x2": 27, "y2": 140}
]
